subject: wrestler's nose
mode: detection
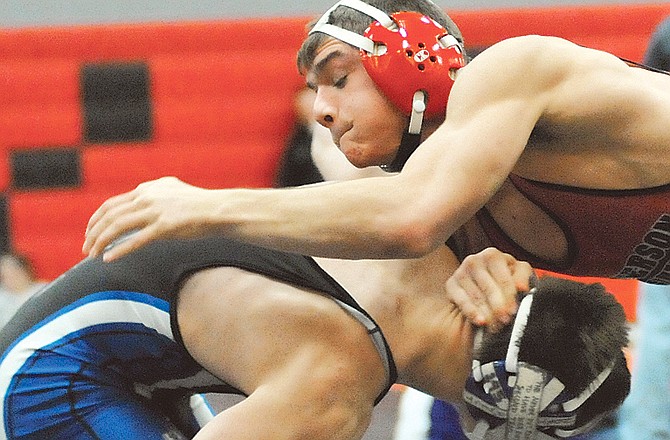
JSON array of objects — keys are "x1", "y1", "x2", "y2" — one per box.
[{"x1": 313, "y1": 90, "x2": 336, "y2": 128}]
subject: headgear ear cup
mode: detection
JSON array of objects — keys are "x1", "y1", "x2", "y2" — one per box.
[{"x1": 361, "y1": 12, "x2": 465, "y2": 118}]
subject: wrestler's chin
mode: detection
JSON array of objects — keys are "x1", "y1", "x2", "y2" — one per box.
[
  {"x1": 339, "y1": 146, "x2": 371, "y2": 168},
  {"x1": 340, "y1": 141, "x2": 395, "y2": 169}
]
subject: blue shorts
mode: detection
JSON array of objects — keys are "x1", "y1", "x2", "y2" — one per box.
[{"x1": 0, "y1": 290, "x2": 214, "y2": 440}]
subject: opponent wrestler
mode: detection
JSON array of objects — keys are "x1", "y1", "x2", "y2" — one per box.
[
  {"x1": 1, "y1": 237, "x2": 628, "y2": 439},
  {"x1": 83, "y1": 0, "x2": 670, "y2": 327}
]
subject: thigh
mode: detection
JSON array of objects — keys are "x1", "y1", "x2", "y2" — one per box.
[
  {"x1": 54, "y1": 387, "x2": 188, "y2": 440},
  {"x1": 3, "y1": 347, "x2": 189, "y2": 440},
  {"x1": 0, "y1": 292, "x2": 206, "y2": 440},
  {"x1": 80, "y1": 394, "x2": 189, "y2": 440}
]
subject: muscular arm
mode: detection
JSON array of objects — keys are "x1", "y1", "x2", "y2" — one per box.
[
  {"x1": 180, "y1": 267, "x2": 386, "y2": 440},
  {"x1": 84, "y1": 36, "x2": 564, "y2": 261}
]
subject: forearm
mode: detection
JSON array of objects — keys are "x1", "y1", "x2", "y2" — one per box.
[
  {"x1": 215, "y1": 176, "x2": 437, "y2": 259},
  {"x1": 85, "y1": 117, "x2": 509, "y2": 262},
  {"x1": 83, "y1": 171, "x2": 472, "y2": 261}
]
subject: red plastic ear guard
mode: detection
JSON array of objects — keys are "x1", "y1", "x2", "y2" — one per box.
[
  {"x1": 361, "y1": 11, "x2": 465, "y2": 118},
  {"x1": 309, "y1": 0, "x2": 465, "y2": 119}
]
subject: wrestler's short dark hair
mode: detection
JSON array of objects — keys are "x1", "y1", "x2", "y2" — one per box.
[
  {"x1": 297, "y1": 0, "x2": 464, "y2": 74},
  {"x1": 478, "y1": 276, "x2": 631, "y2": 427}
]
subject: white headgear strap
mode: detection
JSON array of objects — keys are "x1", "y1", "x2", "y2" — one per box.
[
  {"x1": 466, "y1": 287, "x2": 616, "y2": 439},
  {"x1": 309, "y1": 0, "x2": 396, "y2": 54},
  {"x1": 505, "y1": 292, "x2": 535, "y2": 374}
]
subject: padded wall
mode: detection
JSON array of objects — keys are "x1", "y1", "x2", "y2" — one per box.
[
  {"x1": 0, "y1": 18, "x2": 307, "y2": 278},
  {"x1": 454, "y1": 3, "x2": 670, "y2": 62}
]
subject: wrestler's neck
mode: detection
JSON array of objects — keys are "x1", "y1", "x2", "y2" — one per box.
[
  {"x1": 420, "y1": 117, "x2": 442, "y2": 141},
  {"x1": 359, "y1": 245, "x2": 474, "y2": 401},
  {"x1": 393, "y1": 301, "x2": 474, "y2": 402}
]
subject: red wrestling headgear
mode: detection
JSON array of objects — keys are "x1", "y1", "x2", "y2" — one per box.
[{"x1": 310, "y1": 0, "x2": 465, "y2": 127}]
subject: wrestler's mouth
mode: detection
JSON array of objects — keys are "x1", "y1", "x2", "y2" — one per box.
[{"x1": 331, "y1": 126, "x2": 351, "y2": 148}]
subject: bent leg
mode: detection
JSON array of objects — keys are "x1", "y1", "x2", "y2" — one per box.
[
  {"x1": 73, "y1": 389, "x2": 189, "y2": 440},
  {"x1": 6, "y1": 376, "x2": 188, "y2": 440}
]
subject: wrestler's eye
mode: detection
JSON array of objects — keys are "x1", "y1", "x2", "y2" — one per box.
[{"x1": 334, "y1": 75, "x2": 348, "y2": 89}]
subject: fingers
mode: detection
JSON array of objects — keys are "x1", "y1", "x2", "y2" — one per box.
[
  {"x1": 446, "y1": 248, "x2": 535, "y2": 332},
  {"x1": 446, "y1": 272, "x2": 490, "y2": 327},
  {"x1": 99, "y1": 225, "x2": 157, "y2": 262},
  {"x1": 83, "y1": 192, "x2": 135, "y2": 254},
  {"x1": 478, "y1": 249, "x2": 519, "y2": 319},
  {"x1": 83, "y1": 191, "x2": 155, "y2": 260},
  {"x1": 85, "y1": 192, "x2": 132, "y2": 236},
  {"x1": 86, "y1": 212, "x2": 151, "y2": 261},
  {"x1": 83, "y1": 177, "x2": 196, "y2": 261},
  {"x1": 511, "y1": 260, "x2": 535, "y2": 294}
]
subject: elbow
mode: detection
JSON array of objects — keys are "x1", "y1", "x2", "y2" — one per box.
[
  {"x1": 379, "y1": 216, "x2": 444, "y2": 258},
  {"x1": 370, "y1": 175, "x2": 455, "y2": 259}
]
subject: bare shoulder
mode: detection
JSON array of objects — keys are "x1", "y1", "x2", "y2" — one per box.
[
  {"x1": 451, "y1": 35, "x2": 651, "y2": 128},
  {"x1": 447, "y1": 36, "x2": 571, "y2": 118},
  {"x1": 457, "y1": 35, "x2": 626, "y2": 94},
  {"x1": 476, "y1": 35, "x2": 622, "y2": 68},
  {"x1": 176, "y1": 266, "x2": 385, "y2": 394}
]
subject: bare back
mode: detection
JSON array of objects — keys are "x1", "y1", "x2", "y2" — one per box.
[
  {"x1": 315, "y1": 245, "x2": 474, "y2": 401},
  {"x1": 442, "y1": 35, "x2": 670, "y2": 190},
  {"x1": 178, "y1": 243, "x2": 473, "y2": 409}
]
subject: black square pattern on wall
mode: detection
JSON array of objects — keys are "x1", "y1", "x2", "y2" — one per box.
[
  {"x1": 82, "y1": 62, "x2": 152, "y2": 143},
  {"x1": 11, "y1": 148, "x2": 81, "y2": 190}
]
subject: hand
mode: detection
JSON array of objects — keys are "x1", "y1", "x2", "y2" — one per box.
[
  {"x1": 445, "y1": 247, "x2": 534, "y2": 331},
  {"x1": 83, "y1": 177, "x2": 217, "y2": 261}
]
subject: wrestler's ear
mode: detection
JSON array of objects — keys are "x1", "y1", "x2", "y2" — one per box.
[{"x1": 574, "y1": 351, "x2": 630, "y2": 429}]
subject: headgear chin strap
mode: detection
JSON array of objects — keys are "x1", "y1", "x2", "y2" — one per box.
[
  {"x1": 310, "y1": 0, "x2": 466, "y2": 172},
  {"x1": 463, "y1": 291, "x2": 614, "y2": 439}
]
